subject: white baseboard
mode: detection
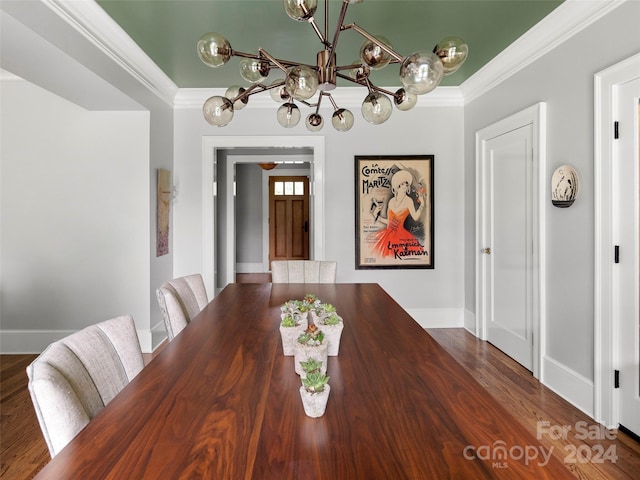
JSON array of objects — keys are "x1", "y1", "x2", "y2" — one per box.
[
  {"x1": 464, "y1": 308, "x2": 476, "y2": 334},
  {"x1": 542, "y1": 355, "x2": 594, "y2": 418},
  {"x1": 405, "y1": 308, "x2": 464, "y2": 329},
  {"x1": 1, "y1": 326, "x2": 165, "y2": 354}
]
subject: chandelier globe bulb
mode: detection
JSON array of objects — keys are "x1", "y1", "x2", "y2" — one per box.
[
  {"x1": 348, "y1": 59, "x2": 370, "y2": 82},
  {"x1": 285, "y1": 65, "x2": 319, "y2": 101},
  {"x1": 399, "y1": 50, "x2": 444, "y2": 95},
  {"x1": 203, "y1": 96, "x2": 234, "y2": 127},
  {"x1": 331, "y1": 108, "x2": 354, "y2": 132},
  {"x1": 269, "y1": 81, "x2": 290, "y2": 103},
  {"x1": 305, "y1": 113, "x2": 324, "y2": 132},
  {"x1": 224, "y1": 86, "x2": 248, "y2": 110},
  {"x1": 433, "y1": 36, "x2": 469, "y2": 75},
  {"x1": 394, "y1": 88, "x2": 417, "y2": 111},
  {"x1": 359, "y1": 35, "x2": 393, "y2": 70},
  {"x1": 276, "y1": 102, "x2": 301, "y2": 128},
  {"x1": 283, "y1": 0, "x2": 318, "y2": 21},
  {"x1": 361, "y1": 92, "x2": 393, "y2": 125},
  {"x1": 197, "y1": 32, "x2": 232, "y2": 67},
  {"x1": 240, "y1": 54, "x2": 269, "y2": 83}
]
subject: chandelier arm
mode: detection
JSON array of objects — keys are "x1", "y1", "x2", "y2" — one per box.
[
  {"x1": 341, "y1": 23, "x2": 405, "y2": 62},
  {"x1": 256, "y1": 48, "x2": 316, "y2": 72},
  {"x1": 335, "y1": 72, "x2": 367, "y2": 86},
  {"x1": 326, "y1": 0, "x2": 351, "y2": 67},
  {"x1": 367, "y1": 84, "x2": 396, "y2": 97},
  {"x1": 307, "y1": 17, "x2": 328, "y2": 46},
  {"x1": 265, "y1": 80, "x2": 285, "y2": 90},
  {"x1": 324, "y1": 0, "x2": 329, "y2": 45},
  {"x1": 335, "y1": 64, "x2": 366, "y2": 72},
  {"x1": 231, "y1": 50, "x2": 263, "y2": 60},
  {"x1": 233, "y1": 83, "x2": 269, "y2": 103},
  {"x1": 258, "y1": 49, "x2": 289, "y2": 73},
  {"x1": 314, "y1": 92, "x2": 325, "y2": 114},
  {"x1": 364, "y1": 77, "x2": 375, "y2": 94},
  {"x1": 327, "y1": 94, "x2": 340, "y2": 111}
]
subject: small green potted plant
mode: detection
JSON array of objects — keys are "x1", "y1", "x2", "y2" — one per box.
[
  {"x1": 298, "y1": 357, "x2": 325, "y2": 379},
  {"x1": 299, "y1": 371, "x2": 330, "y2": 418},
  {"x1": 311, "y1": 303, "x2": 344, "y2": 357},
  {"x1": 279, "y1": 311, "x2": 307, "y2": 356},
  {"x1": 294, "y1": 324, "x2": 328, "y2": 376},
  {"x1": 281, "y1": 299, "x2": 309, "y2": 321}
]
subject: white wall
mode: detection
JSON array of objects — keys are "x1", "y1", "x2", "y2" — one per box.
[
  {"x1": 0, "y1": 79, "x2": 150, "y2": 351},
  {"x1": 174, "y1": 99, "x2": 465, "y2": 327},
  {"x1": 1, "y1": 1, "x2": 177, "y2": 352},
  {"x1": 464, "y1": 0, "x2": 640, "y2": 412}
]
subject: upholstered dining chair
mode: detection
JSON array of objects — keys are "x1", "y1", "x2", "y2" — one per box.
[
  {"x1": 156, "y1": 273, "x2": 208, "y2": 341},
  {"x1": 271, "y1": 260, "x2": 337, "y2": 283},
  {"x1": 26, "y1": 314, "x2": 144, "y2": 458}
]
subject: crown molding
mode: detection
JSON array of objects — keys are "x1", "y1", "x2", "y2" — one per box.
[
  {"x1": 175, "y1": 86, "x2": 463, "y2": 110},
  {"x1": 42, "y1": 0, "x2": 178, "y2": 107},
  {"x1": 461, "y1": 0, "x2": 627, "y2": 103}
]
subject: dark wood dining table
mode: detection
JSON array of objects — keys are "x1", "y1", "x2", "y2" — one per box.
[{"x1": 34, "y1": 283, "x2": 574, "y2": 479}]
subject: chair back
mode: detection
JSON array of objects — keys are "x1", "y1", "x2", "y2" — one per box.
[
  {"x1": 156, "y1": 273, "x2": 208, "y2": 340},
  {"x1": 271, "y1": 260, "x2": 337, "y2": 283},
  {"x1": 26, "y1": 314, "x2": 144, "y2": 458}
]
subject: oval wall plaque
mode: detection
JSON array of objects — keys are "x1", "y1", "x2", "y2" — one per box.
[{"x1": 551, "y1": 165, "x2": 579, "y2": 208}]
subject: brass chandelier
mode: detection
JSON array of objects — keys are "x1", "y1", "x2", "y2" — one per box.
[{"x1": 197, "y1": 0, "x2": 468, "y2": 132}]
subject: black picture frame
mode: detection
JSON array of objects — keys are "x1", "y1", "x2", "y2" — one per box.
[{"x1": 355, "y1": 155, "x2": 434, "y2": 269}]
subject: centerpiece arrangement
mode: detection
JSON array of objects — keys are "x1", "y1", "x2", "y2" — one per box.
[{"x1": 279, "y1": 293, "x2": 344, "y2": 417}]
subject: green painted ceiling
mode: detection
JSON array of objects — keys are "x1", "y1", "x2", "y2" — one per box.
[{"x1": 97, "y1": 0, "x2": 563, "y2": 89}]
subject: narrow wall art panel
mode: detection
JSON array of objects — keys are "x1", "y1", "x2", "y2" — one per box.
[{"x1": 157, "y1": 168, "x2": 171, "y2": 256}]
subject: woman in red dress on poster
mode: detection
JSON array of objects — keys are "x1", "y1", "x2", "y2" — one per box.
[{"x1": 371, "y1": 169, "x2": 425, "y2": 258}]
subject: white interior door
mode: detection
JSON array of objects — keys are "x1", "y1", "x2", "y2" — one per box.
[
  {"x1": 477, "y1": 103, "x2": 545, "y2": 377},
  {"x1": 617, "y1": 77, "x2": 640, "y2": 436},
  {"x1": 483, "y1": 126, "x2": 534, "y2": 370}
]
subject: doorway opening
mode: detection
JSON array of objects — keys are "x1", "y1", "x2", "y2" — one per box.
[
  {"x1": 202, "y1": 136, "x2": 325, "y2": 296},
  {"x1": 235, "y1": 158, "x2": 312, "y2": 281}
]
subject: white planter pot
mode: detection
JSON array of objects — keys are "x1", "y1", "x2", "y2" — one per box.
[
  {"x1": 319, "y1": 322, "x2": 343, "y2": 356},
  {"x1": 299, "y1": 384, "x2": 330, "y2": 418},
  {"x1": 279, "y1": 324, "x2": 306, "y2": 356},
  {"x1": 294, "y1": 342, "x2": 328, "y2": 376}
]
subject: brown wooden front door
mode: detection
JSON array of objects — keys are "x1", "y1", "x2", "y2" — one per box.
[{"x1": 269, "y1": 176, "x2": 309, "y2": 263}]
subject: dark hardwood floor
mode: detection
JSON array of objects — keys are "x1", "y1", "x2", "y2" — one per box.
[
  {"x1": 2, "y1": 329, "x2": 638, "y2": 479},
  {"x1": 427, "y1": 329, "x2": 640, "y2": 479}
]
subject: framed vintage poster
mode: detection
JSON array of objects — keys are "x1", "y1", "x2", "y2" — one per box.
[{"x1": 355, "y1": 155, "x2": 434, "y2": 269}]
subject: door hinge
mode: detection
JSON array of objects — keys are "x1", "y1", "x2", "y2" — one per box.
[
  {"x1": 614, "y1": 121, "x2": 619, "y2": 139},
  {"x1": 614, "y1": 245, "x2": 620, "y2": 263},
  {"x1": 614, "y1": 370, "x2": 620, "y2": 388}
]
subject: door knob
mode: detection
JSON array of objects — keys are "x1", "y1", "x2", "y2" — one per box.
[{"x1": 483, "y1": 247, "x2": 491, "y2": 254}]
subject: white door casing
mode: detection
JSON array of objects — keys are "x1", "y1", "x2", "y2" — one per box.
[
  {"x1": 594, "y1": 52, "x2": 640, "y2": 429},
  {"x1": 614, "y1": 77, "x2": 640, "y2": 435},
  {"x1": 476, "y1": 103, "x2": 546, "y2": 379},
  {"x1": 202, "y1": 136, "x2": 325, "y2": 297}
]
